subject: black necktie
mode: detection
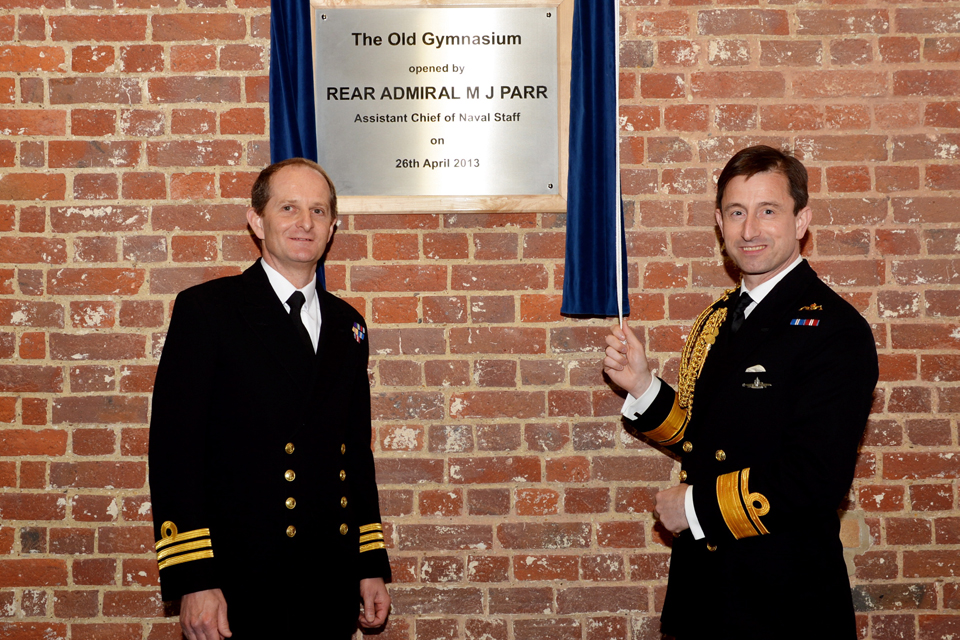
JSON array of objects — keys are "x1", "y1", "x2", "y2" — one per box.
[
  {"x1": 730, "y1": 292, "x2": 753, "y2": 334},
  {"x1": 286, "y1": 291, "x2": 314, "y2": 353}
]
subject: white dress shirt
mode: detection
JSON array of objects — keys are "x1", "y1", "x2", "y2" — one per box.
[
  {"x1": 620, "y1": 256, "x2": 804, "y2": 539},
  {"x1": 260, "y1": 260, "x2": 321, "y2": 352}
]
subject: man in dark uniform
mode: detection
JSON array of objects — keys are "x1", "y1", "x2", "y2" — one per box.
[
  {"x1": 603, "y1": 146, "x2": 878, "y2": 639},
  {"x1": 149, "y1": 158, "x2": 391, "y2": 639}
]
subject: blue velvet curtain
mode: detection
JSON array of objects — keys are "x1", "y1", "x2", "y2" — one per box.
[
  {"x1": 269, "y1": 0, "x2": 326, "y2": 288},
  {"x1": 560, "y1": 0, "x2": 630, "y2": 317}
]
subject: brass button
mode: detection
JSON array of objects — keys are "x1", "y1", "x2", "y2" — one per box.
[
  {"x1": 707, "y1": 543, "x2": 717, "y2": 552},
  {"x1": 341, "y1": 496, "x2": 348, "y2": 508},
  {"x1": 715, "y1": 450, "x2": 726, "y2": 462},
  {"x1": 285, "y1": 442, "x2": 294, "y2": 454},
  {"x1": 339, "y1": 523, "x2": 348, "y2": 535},
  {"x1": 285, "y1": 469, "x2": 295, "y2": 482},
  {"x1": 341, "y1": 443, "x2": 346, "y2": 454},
  {"x1": 285, "y1": 497, "x2": 296, "y2": 509},
  {"x1": 339, "y1": 470, "x2": 346, "y2": 481},
  {"x1": 286, "y1": 526, "x2": 296, "y2": 537},
  {"x1": 682, "y1": 441, "x2": 693, "y2": 453},
  {"x1": 679, "y1": 470, "x2": 688, "y2": 482}
]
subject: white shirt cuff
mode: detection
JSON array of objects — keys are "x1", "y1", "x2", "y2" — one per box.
[
  {"x1": 685, "y1": 484, "x2": 705, "y2": 540},
  {"x1": 620, "y1": 378, "x2": 662, "y2": 419}
]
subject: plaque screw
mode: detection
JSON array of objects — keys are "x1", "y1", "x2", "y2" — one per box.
[
  {"x1": 548, "y1": 183, "x2": 554, "y2": 189},
  {"x1": 321, "y1": 13, "x2": 327, "y2": 20},
  {"x1": 546, "y1": 12, "x2": 552, "y2": 17}
]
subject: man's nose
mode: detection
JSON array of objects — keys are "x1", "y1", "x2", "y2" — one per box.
[{"x1": 741, "y1": 212, "x2": 760, "y2": 240}]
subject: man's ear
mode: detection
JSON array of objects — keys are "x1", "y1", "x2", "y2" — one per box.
[
  {"x1": 795, "y1": 206, "x2": 812, "y2": 241},
  {"x1": 246, "y1": 207, "x2": 265, "y2": 240}
]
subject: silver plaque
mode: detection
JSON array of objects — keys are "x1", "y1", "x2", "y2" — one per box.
[{"x1": 314, "y1": 7, "x2": 559, "y2": 196}]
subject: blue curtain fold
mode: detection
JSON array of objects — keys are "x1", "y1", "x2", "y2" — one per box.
[
  {"x1": 269, "y1": 0, "x2": 317, "y2": 163},
  {"x1": 560, "y1": 0, "x2": 630, "y2": 317},
  {"x1": 269, "y1": 0, "x2": 326, "y2": 288}
]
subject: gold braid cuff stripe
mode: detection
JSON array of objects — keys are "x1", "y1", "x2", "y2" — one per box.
[
  {"x1": 157, "y1": 538, "x2": 212, "y2": 562},
  {"x1": 359, "y1": 532, "x2": 385, "y2": 544},
  {"x1": 360, "y1": 541, "x2": 387, "y2": 553},
  {"x1": 642, "y1": 394, "x2": 687, "y2": 446},
  {"x1": 358, "y1": 523, "x2": 383, "y2": 534},
  {"x1": 742, "y1": 467, "x2": 770, "y2": 535},
  {"x1": 158, "y1": 549, "x2": 214, "y2": 571},
  {"x1": 676, "y1": 290, "x2": 733, "y2": 434},
  {"x1": 156, "y1": 521, "x2": 211, "y2": 551},
  {"x1": 717, "y1": 468, "x2": 770, "y2": 540}
]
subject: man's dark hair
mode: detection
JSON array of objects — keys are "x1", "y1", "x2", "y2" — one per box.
[
  {"x1": 716, "y1": 145, "x2": 808, "y2": 214},
  {"x1": 250, "y1": 157, "x2": 338, "y2": 218}
]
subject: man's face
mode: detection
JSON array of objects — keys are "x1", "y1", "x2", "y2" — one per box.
[
  {"x1": 714, "y1": 171, "x2": 811, "y2": 288},
  {"x1": 246, "y1": 164, "x2": 337, "y2": 278}
]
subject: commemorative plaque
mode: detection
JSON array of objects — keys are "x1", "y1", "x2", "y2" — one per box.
[{"x1": 313, "y1": 7, "x2": 560, "y2": 198}]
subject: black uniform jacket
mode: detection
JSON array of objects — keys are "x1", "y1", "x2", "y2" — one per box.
[
  {"x1": 628, "y1": 261, "x2": 878, "y2": 640},
  {"x1": 148, "y1": 259, "x2": 391, "y2": 638}
]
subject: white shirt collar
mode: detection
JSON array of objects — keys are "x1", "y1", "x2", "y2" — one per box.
[
  {"x1": 259, "y1": 260, "x2": 321, "y2": 347},
  {"x1": 740, "y1": 255, "x2": 803, "y2": 306}
]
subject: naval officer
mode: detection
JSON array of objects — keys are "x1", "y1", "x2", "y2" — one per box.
[
  {"x1": 603, "y1": 145, "x2": 878, "y2": 639},
  {"x1": 149, "y1": 158, "x2": 391, "y2": 639}
]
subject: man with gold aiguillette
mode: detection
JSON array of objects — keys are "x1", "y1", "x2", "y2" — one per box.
[
  {"x1": 149, "y1": 158, "x2": 391, "y2": 639},
  {"x1": 603, "y1": 146, "x2": 878, "y2": 639}
]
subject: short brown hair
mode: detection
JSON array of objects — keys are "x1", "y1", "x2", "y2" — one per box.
[
  {"x1": 250, "y1": 157, "x2": 338, "y2": 218},
  {"x1": 716, "y1": 145, "x2": 808, "y2": 214}
]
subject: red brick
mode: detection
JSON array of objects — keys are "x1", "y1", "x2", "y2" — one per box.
[
  {"x1": 72, "y1": 428, "x2": 116, "y2": 456},
  {"x1": 374, "y1": 458, "x2": 444, "y2": 484},
  {"x1": 894, "y1": 197, "x2": 960, "y2": 224},
  {"x1": 351, "y1": 265, "x2": 446, "y2": 292},
  {"x1": 759, "y1": 41, "x2": 822, "y2": 67},
  {"x1": 220, "y1": 107, "x2": 264, "y2": 134},
  {"x1": 904, "y1": 551, "x2": 960, "y2": 578},
  {"x1": 0, "y1": 45, "x2": 65, "y2": 72},
  {"x1": 926, "y1": 291, "x2": 960, "y2": 318},
  {"x1": 467, "y1": 488, "x2": 509, "y2": 516},
  {"x1": 895, "y1": 70, "x2": 960, "y2": 97},
  {"x1": 73, "y1": 558, "x2": 116, "y2": 586},
  {"x1": 449, "y1": 391, "x2": 544, "y2": 419},
  {"x1": 70, "y1": 495, "x2": 118, "y2": 522},
  {"x1": 854, "y1": 550, "x2": 898, "y2": 581},
  {"x1": 423, "y1": 233, "x2": 468, "y2": 260},
  {"x1": 910, "y1": 484, "x2": 954, "y2": 512},
  {"x1": 658, "y1": 40, "x2": 699, "y2": 67},
  {"x1": 102, "y1": 590, "x2": 163, "y2": 617},
  {"x1": 119, "y1": 427, "x2": 150, "y2": 455},
  {"x1": 73, "y1": 624, "x2": 144, "y2": 640},
  {"x1": 378, "y1": 360, "x2": 422, "y2": 387},
  {"x1": 147, "y1": 140, "x2": 242, "y2": 165},
  {"x1": 489, "y1": 587, "x2": 554, "y2": 614},
  {"x1": 920, "y1": 616, "x2": 960, "y2": 640},
  {"x1": 152, "y1": 13, "x2": 245, "y2": 40},
  {"x1": 887, "y1": 517, "x2": 933, "y2": 546},
  {"x1": 498, "y1": 522, "x2": 591, "y2": 550},
  {"x1": 0, "y1": 623, "x2": 67, "y2": 639},
  {"x1": 0, "y1": 559, "x2": 67, "y2": 586},
  {"x1": 245, "y1": 75, "x2": 269, "y2": 103},
  {"x1": 220, "y1": 44, "x2": 263, "y2": 71},
  {"x1": 52, "y1": 396, "x2": 147, "y2": 425},
  {"x1": 516, "y1": 488, "x2": 560, "y2": 516},
  {"x1": 0, "y1": 173, "x2": 66, "y2": 201},
  {"x1": 49, "y1": 141, "x2": 139, "y2": 169},
  {"x1": 597, "y1": 521, "x2": 645, "y2": 548},
  {"x1": 557, "y1": 586, "x2": 646, "y2": 614},
  {"x1": 397, "y1": 525, "x2": 492, "y2": 551},
  {"x1": 514, "y1": 555, "x2": 578, "y2": 581},
  {"x1": 448, "y1": 456, "x2": 540, "y2": 484},
  {"x1": 691, "y1": 71, "x2": 785, "y2": 98},
  {"x1": 418, "y1": 489, "x2": 462, "y2": 516},
  {"x1": 636, "y1": 11, "x2": 688, "y2": 37},
  {"x1": 629, "y1": 554, "x2": 671, "y2": 581},
  {"x1": 420, "y1": 556, "x2": 464, "y2": 583},
  {"x1": 885, "y1": 453, "x2": 960, "y2": 480}
]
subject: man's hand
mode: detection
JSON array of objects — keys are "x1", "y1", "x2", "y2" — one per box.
[
  {"x1": 358, "y1": 577, "x2": 390, "y2": 629},
  {"x1": 603, "y1": 322, "x2": 654, "y2": 398},
  {"x1": 180, "y1": 588, "x2": 231, "y2": 640},
  {"x1": 654, "y1": 484, "x2": 691, "y2": 534}
]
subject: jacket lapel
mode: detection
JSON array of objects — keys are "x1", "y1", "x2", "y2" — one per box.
[{"x1": 237, "y1": 259, "x2": 314, "y2": 391}]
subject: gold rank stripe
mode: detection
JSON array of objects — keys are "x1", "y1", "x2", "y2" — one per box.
[
  {"x1": 358, "y1": 523, "x2": 382, "y2": 534},
  {"x1": 716, "y1": 468, "x2": 770, "y2": 540},
  {"x1": 642, "y1": 394, "x2": 687, "y2": 446},
  {"x1": 155, "y1": 525, "x2": 211, "y2": 551},
  {"x1": 156, "y1": 538, "x2": 212, "y2": 562},
  {"x1": 741, "y1": 467, "x2": 770, "y2": 535},
  {"x1": 158, "y1": 549, "x2": 214, "y2": 571},
  {"x1": 359, "y1": 532, "x2": 384, "y2": 544},
  {"x1": 359, "y1": 541, "x2": 386, "y2": 554}
]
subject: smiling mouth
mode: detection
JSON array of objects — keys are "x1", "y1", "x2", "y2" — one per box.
[{"x1": 740, "y1": 245, "x2": 765, "y2": 253}]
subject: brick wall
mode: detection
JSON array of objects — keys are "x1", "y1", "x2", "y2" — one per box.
[{"x1": 0, "y1": 0, "x2": 958, "y2": 638}]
